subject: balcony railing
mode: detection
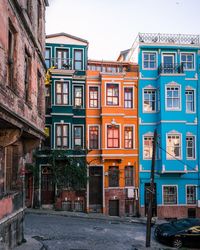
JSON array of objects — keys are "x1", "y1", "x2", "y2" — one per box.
[
  {"x1": 138, "y1": 33, "x2": 200, "y2": 45},
  {"x1": 158, "y1": 63, "x2": 184, "y2": 75},
  {"x1": 45, "y1": 58, "x2": 73, "y2": 70}
]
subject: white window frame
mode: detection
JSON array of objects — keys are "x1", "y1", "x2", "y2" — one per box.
[
  {"x1": 185, "y1": 88, "x2": 195, "y2": 113},
  {"x1": 123, "y1": 86, "x2": 134, "y2": 109},
  {"x1": 88, "y1": 124, "x2": 101, "y2": 150},
  {"x1": 124, "y1": 124, "x2": 135, "y2": 149},
  {"x1": 72, "y1": 48, "x2": 85, "y2": 71},
  {"x1": 166, "y1": 132, "x2": 182, "y2": 160},
  {"x1": 180, "y1": 52, "x2": 195, "y2": 71},
  {"x1": 165, "y1": 83, "x2": 181, "y2": 111},
  {"x1": 186, "y1": 135, "x2": 196, "y2": 160},
  {"x1": 54, "y1": 122, "x2": 71, "y2": 149},
  {"x1": 142, "y1": 51, "x2": 157, "y2": 70},
  {"x1": 72, "y1": 84, "x2": 85, "y2": 108},
  {"x1": 143, "y1": 135, "x2": 154, "y2": 160},
  {"x1": 88, "y1": 85, "x2": 100, "y2": 109},
  {"x1": 72, "y1": 124, "x2": 84, "y2": 149},
  {"x1": 162, "y1": 185, "x2": 178, "y2": 205},
  {"x1": 143, "y1": 88, "x2": 157, "y2": 113},
  {"x1": 186, "y1": 185, "x2": 197, "y2": 205},
  {"x1": 105, "y1": 82, "x2": 121, "y2": 107},
  {"x1": 105, "y1": 123, "x2": 121, "y2": 149}
]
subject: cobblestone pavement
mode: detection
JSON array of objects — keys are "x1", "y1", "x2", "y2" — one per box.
[{"x1": 22, "y1": 213, "x2": 173, "y2": 250}]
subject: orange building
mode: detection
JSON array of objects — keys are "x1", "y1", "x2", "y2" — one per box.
[{"x1": 86, "y1": 60, "x2": 139, "y2": 216}]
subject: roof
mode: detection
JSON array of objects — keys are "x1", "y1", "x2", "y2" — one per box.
[
  {"x1": 88, "y1": 59, "x2": 137, "y2": 66},
  {"x1": 46, "y1": 32, "x2": 89, "y2": 44}
]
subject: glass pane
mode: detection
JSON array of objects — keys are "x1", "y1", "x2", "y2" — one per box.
[
  {"x1": 75, "y1": 51, "x2": 82, "y2": 60},
  {"x1": 75, "y1": 62, "x2": 82, "y2": 70}
]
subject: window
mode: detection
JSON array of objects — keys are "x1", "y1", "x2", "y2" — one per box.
[
  {"x1": 107, "y1": 125, "x2": 119, "y2": 148},
  {"x1": 8, "y1": 21, "x2": 16, "y2": 88},
  {"x1": 74, "y1": 49, "x2": 83, "y2": 70},
  {"x1": 56, "y1": 81, "x2": 69, "y2": 105},
  {"x1": 163, "y1": 186, "x2": 177, "y2": 205},
  {"x1": 181, "y1": 53, "x2": 194, "y2": 70},
  {"x1": 56, "y1": 124, "x2": 69, "y2": 148},
  {"x1": 89, "y1": 87, "x2": 98, "y2": 108},
  {"x1": 166, "y1": 86, "x2": 180, "y2": 110},
  {"x1": 45, "y1": 86, "x2": 51, "y2": 114},
  {"x1": 89, "y1": 126, "x2": 99, "y2": 149},
  {"x1": 109, "y1": 166, "x2": 119, "y2": 187},
  {"x1": 143, "y1": 136, "x2": 153, "y2": 159},
  {"x1": 45, "y1": 48, "x2": 51, "y2": 68},
  {"x1": 186, "y1": 90, "x2": 195, "y2": 112},
  {"x1": 125, "y1": 166, "x2": 134, "y2": 186},
  {"x1": 186, "y1": 136, "x2": 195, "y2": 159},
  {"x1": 187, "y1": 186, "x2": 196, "y2": 204},
  {"x1": 143, "y1": 89, "x2": 156, "y2": 112},
  {"x1": 24, "y1": 50, "x2": 31, "y2": 102},
  {"x1": 143, "y1": 52, "x2": 156, "y2": 69},
  {"x1": 106, "y1": 84, "x2": 119, "y2": 106},
  {"x1": 56, "y1": 49, "x2": 69, "y2": 69},
  {"x1": 74, "y1": 86, "x2": 83, "y2": 107},
  {"x1": 124, "y1": 88, "x2": 133, "y2": 108},
  {"x1": 167, "y1": 134, "x2": 181, "y2": 159},
  {"x1": 74, "y1": 126, "x2": 83, "y2": 148},
  {"x1": 124, "y1": 127, "x2": 133, "y2": 149}
]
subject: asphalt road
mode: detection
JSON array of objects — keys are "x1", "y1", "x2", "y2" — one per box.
[{"x1": 24, "y1": 213, "x2": 171, "y2": 250}]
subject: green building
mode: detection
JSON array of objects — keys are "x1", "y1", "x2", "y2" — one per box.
[{"x1": 34, "y1": 33, "x2": 88, "y2": 210}]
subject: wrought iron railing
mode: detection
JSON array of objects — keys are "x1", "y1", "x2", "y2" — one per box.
[
  {"x1": 158, "y1": 63, "x2": 184, "y2": 75},
  {"x1": 138, "y1": 33, "x2": 200, "y2": 45}
]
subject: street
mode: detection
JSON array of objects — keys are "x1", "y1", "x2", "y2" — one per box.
[{"x1": 24, "y1": 213, "x2": 170, "y2": 250}]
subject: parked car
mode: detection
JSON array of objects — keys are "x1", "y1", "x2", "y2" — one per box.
[{"x1": 154, "y1": 218, "x2": 200, "y2": 248}]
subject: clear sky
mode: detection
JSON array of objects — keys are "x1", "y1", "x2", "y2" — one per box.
[{"x1": 46, "y1": 0, "x2": 200, "y2": 60}]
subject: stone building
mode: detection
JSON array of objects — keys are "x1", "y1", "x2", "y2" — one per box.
[{"x1": 0, "y1": 0, "x2": 48, "y2": 249}]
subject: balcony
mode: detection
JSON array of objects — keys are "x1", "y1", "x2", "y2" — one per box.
[
  {"x1": 46, "y1": 58, "x2": 73, "y2": 70},
  {"x1": 158, "y1": 63, "x2": 184, "y2": 75}
]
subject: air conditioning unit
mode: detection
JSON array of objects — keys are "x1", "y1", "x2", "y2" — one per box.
[{"x1": 127, "y1": 188, "x2": 134, "y2": 198}]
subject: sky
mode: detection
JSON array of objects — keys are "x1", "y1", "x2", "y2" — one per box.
[{"x1": 46, "y1": 0, "x2": 200, "y2": 60}]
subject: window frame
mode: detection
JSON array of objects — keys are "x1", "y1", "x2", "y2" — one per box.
[
  {"x1": 107, "y1": 125, "x2": 120, "y2": 148},
  {"x1": 165, "y1": 84, "x2": 181, "y2": 111},
  {"x1": 186, "y1": 185, "x2": 197, "y2": 205},
  {"x1": 73, "y1": 125, "x2": 84, "y2": 149},
  {"x1": 89, "y1": 86, "x2": 99, "y2": 108},
  {"x1": 125, "y1": 166, "x2": 134, "y2": 187},
  {"x1": 108, "y1": 166, "x2": 119, "y2": 187},
  {"x1": 180, "y1": 52, "x2": 195, "y2": 71},
  {"x1": 124, "y1": 126, "x2": 134, "y2": 149},
  {"x1": 74, "y1": 49, "x2": 84, "y2": 70},
  {"x1": 185, "y1": 89, "x2": 195, "y2": 113},
  {"x1": 74, "y1": 85, "x2": 84, "y2": 108},
  {"x1": 124, "y1": 87, "x2": 133, "y2": 108},
  {"x1": 142, "y1": 51, "x2": 157, "y2": 70},
  {"x1": 143, "y1": 88, "x2": 156, "y2": 113},
  {"x1": 55, "y1": 81, "x2": 69, "y2": 105},
  {"x1": 163, "y1": 185, "x2": 178, "y2": 205},
  {"x1": 143, "y1": 135, "x2": 154, "y2": 160},
  {"x1": 166, "y1": 133, "x2": 182, "y2": 160},
  {"x1": 106, "y1": 83, "x2": 120, "y2": 106},
  {"x1": 56, "y1": 48, "x2": 70, "y2": 69},
  {"x1": 89, "y1": 125, "x2": 99, "y2": 149},
  {"x1": 55, "y1": 123, "x2": 69, "y2": 149},
  {"x1": 186, "y1": 135, "x2": 196, "y2": 160},
  {"x1": 45, "y1": 47, "x2": 51, "y2": 69}
]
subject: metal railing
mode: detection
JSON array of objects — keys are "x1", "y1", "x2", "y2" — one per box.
[
  {"x1": 158, "y1": 63, "x2": 184, "y2": 75},
  {"x1": 138, "y1": 33, "x2": 200, "y2": 45},
  {"x1": 45, "y1": 58, "x2": 73, "y2": 70}
]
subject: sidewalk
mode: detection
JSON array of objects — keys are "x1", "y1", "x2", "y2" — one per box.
[
  {"x1": 14, "y1": 236, "x2": 43, "y2": 250},
  {"x1": 25, "y1": 208, "x2": 166, "y2": 225}
]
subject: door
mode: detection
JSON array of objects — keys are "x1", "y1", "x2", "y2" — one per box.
[
  {"x1": 145, "y1": 183, "x2": 157, "y2": 217},
  {"x1": 89, "y1": 166, "x2": 103, "y2": 212},
  {"x1": 109, "y1": 200, "x2": 119, "y2": 216},
  {"x1": 163, "y1": 54, "x2": 175, "y2": 73},
  {"x1": 41, "y1": 166, "x2": 55, "y2": 204}
]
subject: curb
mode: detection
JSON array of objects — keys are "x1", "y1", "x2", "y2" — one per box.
[{"x1": 25, "y1": 208, "x2": 150, "y2": 225}]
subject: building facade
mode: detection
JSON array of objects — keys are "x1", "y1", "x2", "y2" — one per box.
[
  {"x1": 35, "y1": 33, "x2": 88, "y2": 210},
  {"x1": 130, "y1": 33, "x2": 200, "y2": 219},
  {"x1": 0, "y1": 0, "x2": 48, "y2": 248},
  {"x1": 86, "y1": 60, "x2": 139, "y2": 216}
]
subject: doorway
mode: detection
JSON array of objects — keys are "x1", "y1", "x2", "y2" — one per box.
[
  {"x1": 109, "y1": 200, "x2": 119, "y2": 216},
  {"x1": 41, "y1": 166, "x2": 55, "y2": 204}
]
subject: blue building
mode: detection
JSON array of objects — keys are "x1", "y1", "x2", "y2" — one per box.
[{"x1": 130, "y1": 33, "x2": 200, "y2": 219}]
